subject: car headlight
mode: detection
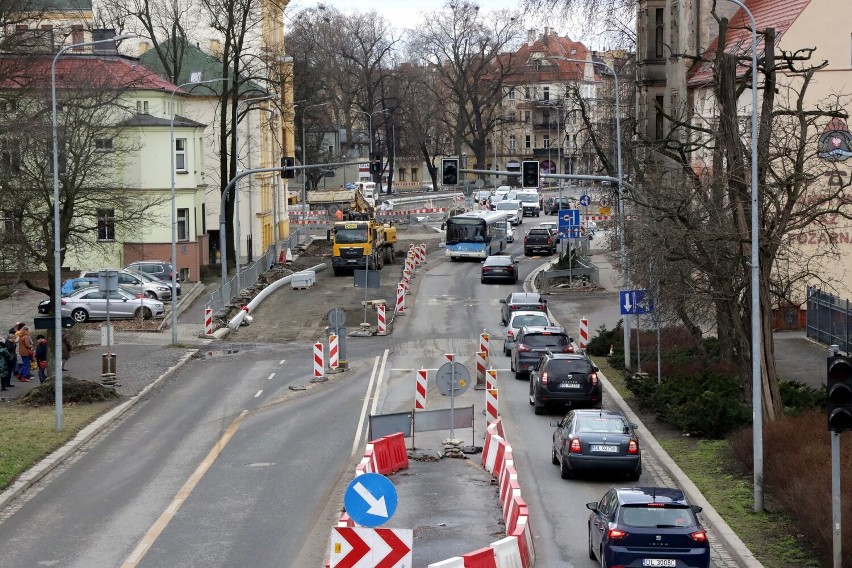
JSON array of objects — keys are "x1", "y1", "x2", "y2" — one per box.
[{"x1": 156, "y1": 286, "x2": 169, "y2": 291}]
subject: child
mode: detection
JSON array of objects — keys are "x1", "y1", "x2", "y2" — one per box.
[{"x1": 35, "y1": 334, "x2": 48, "y2": 384}]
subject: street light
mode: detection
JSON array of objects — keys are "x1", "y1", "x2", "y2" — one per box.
[
  {"x1": 548, "y1": 54, "x2": 629, "y2": 367},
  {"x1": 169, "y1": 77, "x2": 228, "y2": 346},
  {"x1": 51, "y1": 33, "x2": 134, "y2": 431},
  {"x1": 301, "y1": 102, "x2": 330, "y2": 205},
  {"x1": 354, "y1": 108, "x2": 390, "y2": 178},
  {"x1": 234, "y1": 94, "x2": 275, "y2": 294},
  {"x1": 726, "y1": 0, "x2": 763, "y2": 514}
]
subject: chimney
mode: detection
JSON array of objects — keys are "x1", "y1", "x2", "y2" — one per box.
[
  {"x1": 527, "y1": 29, "x2": 536, "y2": 46},
  {"x1": 91, "y1": 29, "x2": 118, "y2": 54},
  {"x1": 209, "y1": 39, "x2": 222, "y2": 59},
  {"x1": 137, "y1": 40, "x2": 152, "y2": 56}
]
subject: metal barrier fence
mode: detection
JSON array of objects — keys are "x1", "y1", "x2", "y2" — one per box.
[
  {"x1": 806, "y1": 286, "x2": 852, "y2": 353},
  {"x1": 206, "y1": 229, "x2": 309, "y2": 318}
]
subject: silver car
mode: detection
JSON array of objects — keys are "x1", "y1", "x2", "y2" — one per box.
[
  {"x1": 61, "y1": 287, "x2": 165, "y2": 322},
  {"x1": 79, "y1": 268, "x2": 172, "y2": 301},
  {"x1": 503, "y1": 310, "x2": 552, "y2": 355}
]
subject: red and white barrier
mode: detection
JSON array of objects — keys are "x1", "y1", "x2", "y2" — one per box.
[
  {"x1": 395, "y1": 283, "x2": 406, "y2": 314},
  {"x1": 579, "y1": 317, "x2": 588, "y2": 350},
  {"x1": 328, "y1": 334, "x2": 339, "y2": 369},
  {"x1": 480, "y1": 332, "x2": 491, "y2": 360},
  {"x1": 486, "y1": 369, "x2": 497, "y2": 391},
  {"x1": 476, "y1": 350, "x2": 487, "y2": 389},
  {"x1": 415, "y1": 369, "x2": 427, "y2": 410},
  {"x1": 313, "y1": 342, "x2": 324, "y2": 378},
  {"x1": 377, "y1": 304, "x2": 387, "y2": 335},
  {"x1": 204, "y1": 308, "x2": 213, "y2": 335},
  {"x1": 486, "y1": 388, "x2": 498, "y2": 426},
  {"x1": 418, "y1": 244, "x2": 426, "y2": 264}
]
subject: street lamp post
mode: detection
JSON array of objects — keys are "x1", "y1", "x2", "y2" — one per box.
[
  {"x1": 169, "y1": 77, "x2": 228, "y2": 346},
  {"x1": 548, "y1": 54, "x2": 629, "y2": 367},
  {"x1": 354, "y1": 108, "x2": 390, "y2": 181},
  {"x1": 726, "y1": 0, "x2": 763, "y2": 514},
  {"x1": 51, "y1": 33, "x2": 133, "y2": 431},
  {"x1": 301, "y1": 102, "x2": 330, "y2": 206}
]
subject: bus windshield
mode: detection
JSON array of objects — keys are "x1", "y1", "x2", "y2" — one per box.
[{"x1": 446, "y1": 218, "x2": 487, "y2": 245}]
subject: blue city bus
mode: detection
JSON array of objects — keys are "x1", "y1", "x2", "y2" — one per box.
[{"x1": 445, "y1": 210, "x2": 509, "y2": 260}]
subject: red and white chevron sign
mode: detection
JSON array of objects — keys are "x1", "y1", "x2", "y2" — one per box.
[{"x1": 329, "y1": 527, "x2": 413, "y2": 568}]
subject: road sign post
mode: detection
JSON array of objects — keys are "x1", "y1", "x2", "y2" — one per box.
[
  {"x1": 343, "y1": 472, "x2": 398, "y2": 527},
  {"x1": 619, "y1": 290, "x2": 655, "y2": 372}
]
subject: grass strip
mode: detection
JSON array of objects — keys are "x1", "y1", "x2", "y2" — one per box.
[{"x1": 0, "y1": 402, "x2": 117, "y2": 489}]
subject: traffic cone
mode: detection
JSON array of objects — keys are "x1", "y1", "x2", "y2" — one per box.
[{"x1": 286, "y1": 248, "x2": 293, "y2": 261}]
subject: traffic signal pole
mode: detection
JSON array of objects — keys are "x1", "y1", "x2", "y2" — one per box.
[{"x1": 827, "y1": 345, "x2": 850, "y2": 567}]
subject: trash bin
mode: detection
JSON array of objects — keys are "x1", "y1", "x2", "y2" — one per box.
[{"x1": 102, "y1": 353, "x2": 116, "y2": 376}]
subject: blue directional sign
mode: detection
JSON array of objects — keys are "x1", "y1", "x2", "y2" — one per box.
[
  {"x1": 558, "y1": 209, "x2": 580, "y2": 227},
  {"x1": 620, "y1": 289, "x2": 654, "y2": 315},
  {"x1": 579, "y1": 194, "x2": 591, "y2": 207},
  {"x1": 343, "y1": 472, "x2": 399, "y2": 527}
]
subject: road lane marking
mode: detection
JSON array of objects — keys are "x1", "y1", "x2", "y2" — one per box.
[
  {"x1": 254, "y1": 390, "x2": 263, "y2": 398},
  {"x1": 278, "y1": 359, "x2": 286, "y2": 364},
  {"x1": 266, "y1": 372, "x2": 275, "y2": 381},
  {"x1": 120, "y1": 409, "x2": 249, "y2": 568},
  {"x1": 351, "y1": 351, "x2": 387, "y2": 457},
  {"x1": 370, "y1": 351, "x2": 389, "y2": 419}
]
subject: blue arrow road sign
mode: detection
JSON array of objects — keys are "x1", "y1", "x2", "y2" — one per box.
[
  {"x1": 343, "y1": 472, "x2": 398, "y2": 527},
  {"x1": 579, "y1": 194, "x2": 591, "y2": 207},
  {"x1": 620, "y1": 289, "x2": 654, "y2": 315},
  {"x1": 558, "y1": 209, "x2": 580, "y2": 228},
  {"x1": 558, "y1": 227, "x2": 582, "y2": 240}
]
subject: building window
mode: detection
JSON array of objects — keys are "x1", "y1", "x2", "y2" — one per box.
[
  {"x1": 655, "y1": 95, "x2": 665, "y2": 140},
  {"x1": 71, "y1": 25, "x2": 84, "y2": 48},
  {"x1": 411, "y1": 167, "x2": 418, "y2": 181},
  {"x1": 95, "y1": 138, "x2": 114, "y2": 152},
  {"x1": 175, "y1": 138, "x2": 187, "y2": 171},
  {"x1": 543, "y1": 86, "x2": 550, "y2": 101},
  {"x1": 398, "y1": 168, "x2": 407, "y2": 182},
  {"x1": 509, "y1": 135, "x2": 516, "y2": 150},
  {"x1": 1, "y1": 210, "x2": 16, "y2": 234},
  {"x1": 507, "y1": 111, "x2": 516, "y2": 122},
  {"x1": 97, "y1": 208, "x2": 115, "y2": 241},
  {"x1": 136, "y1": 100, "x2": 149, "y2": 114},
  {"x1": 543, "y1": 134, "x2": 550, "y2": 149},
  {"x1": 524, "y1": 87, "x2": 531, "y2": 99},
  {"x1": 525, "y1": 135, "x2": 531, "y2": 149},
  {"x1": 177, "y1": 208, "x2": 189, "y2": 241},
  {"x1": 508, "y1": 87, "x2": 516, "y2": 100},
  {"x1": 655, "y1": 8, "x2": 664, "y2": 58},
  {"x1": 0, "y1": 139, "x2": 20, "y2": 175},
  {"x1": 201, "y1": 203, "x2": 206, "y2": 233},
  {"x1": 524, "y1": 111, "x2": 531, "y2": 124}
]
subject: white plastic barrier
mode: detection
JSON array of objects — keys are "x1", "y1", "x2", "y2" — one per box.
[
  {"x1": 483, "y1": 434, "x2": 504, "y2": 474},
  {"x1": 492, "y1": 536, "x2": 524, "y2": 568},
  {"x1": 427, "y1": 558, "x2": 465, "y2": 568}
]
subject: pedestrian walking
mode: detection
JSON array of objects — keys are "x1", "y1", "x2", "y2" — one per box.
[
  {"x1": 62, "y1": 329, "x2": 72, "y2": 371},
  {"x1": 35, "y1": 334, "x2": 48, "y2": 384},
  {"x1": 15, "y1": 325, "x2": 34, "y2": 382},
  {"x1": 8, "y1": 322, "x2": 23, "y2": 378},
  {"x1": 0, "y1": 338, "x2": 14, "y2": 391}
]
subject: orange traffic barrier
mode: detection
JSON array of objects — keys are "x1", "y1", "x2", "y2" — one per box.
[{"x1": 385, "y1": 432, "x2": 409, "y2": 472}]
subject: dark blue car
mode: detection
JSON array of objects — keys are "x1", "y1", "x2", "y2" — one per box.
[{"x1": 586, "y1": 487, "x2": 710, "y2": 568}]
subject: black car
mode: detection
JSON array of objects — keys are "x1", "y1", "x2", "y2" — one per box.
[
  {"x1": 481, "y1": 255, "x2": 519, "y2": 284},
  {"x1": 543, "y1": 196, "x2": 574, "y2": 215},
  {"x1": 587, "y1": 487, "x2": 709, "y2": 568},
  {"x1": 499, "y1": 292, "x2": 547, "y2": 325},
  {"x1": 550, "y1": 409, "x2": 641, "y2": 479},
  {"x1": 510, "y1": 325, "x2": 573, "y2": 379},
  {"x1": 530, "y1": 352, "x2": 601, "y2": 412}
]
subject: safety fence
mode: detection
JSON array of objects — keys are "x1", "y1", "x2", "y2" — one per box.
[
  {"x1": 288, "y1": 208, "x2": 448, "y2": 228},
  {"x1": 206, "y1": 229, "x2": 310, "y2": 318},
  {"x1": 807, "y1": 286, "x2": 852, "y2": 353}
]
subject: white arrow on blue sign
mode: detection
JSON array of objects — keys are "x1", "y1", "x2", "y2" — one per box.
[
  {"x1": 343, "y1": 472, "x2": 399, "y2": 528},
  {"x1": 620, "y1": 289, "x2": 654, "y2": 315},
  {"x1": 579, "y1": 194, "x2": 591, "y2": 207}
]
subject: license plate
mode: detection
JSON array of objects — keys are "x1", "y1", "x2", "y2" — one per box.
[
  {"x1": 559, "y1": 381, "x2": 580, "y2": 389},
  {"x1": 643, "y1": 560, "x2": 676, "y2": 567},
  {"x1": 590, "y1": 445, "x2": 618, "y2": 453}
]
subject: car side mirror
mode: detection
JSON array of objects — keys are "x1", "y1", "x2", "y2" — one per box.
[
  {"x1": 593, "y1": 365, "x2": 599, "y2": 372},
  {"x1": 514, "y1": 260, "x2": 519, "y2": 264},
  {"x1": 692, "y1": 505, "x2": 703, "y2": 514},
  {"x1": 549, "y1": 420, "x2": 560, "y2": 427},
  {"x1": 585, "y1": 502, "x2": 598, "y2": 512},
  {"x1": 499, "y1": 299, "x2": 506, "y2": 304}
]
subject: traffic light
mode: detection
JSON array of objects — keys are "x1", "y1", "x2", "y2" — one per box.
[
  {"x1": 370, "y1": 153, "x2": 383, "y2": 174},
  {"x1": 827, "y1": 355, "x2": 852, "y2": 432},
  {"x1": 280, "y1": 156, "x2": 295, "y2": 178},
  {"x1": 522, "y1": 160, "x2": 539, "y2": 188},
  {"x1": 441, "y1": 157, "x2": 459, "y2": 186}
]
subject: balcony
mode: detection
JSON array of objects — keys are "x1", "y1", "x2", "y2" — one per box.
[
  {"x1": 533, "y1": 121, "x2": 561, "y2": 131},
  {"x1": 636, "y1": 60, "x2": 667, "y2": 85}
]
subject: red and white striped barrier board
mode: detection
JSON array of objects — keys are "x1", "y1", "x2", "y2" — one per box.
[
  {"x1": 444, "y1": 353, "x2": 454, "y2": 363},
  {"x1": 486, "y1": 369, "x2": 497, "y2": 391},
  {"x1": 581, "y1": 214, "x2": 613, "y2": 221},
  {"x1": 289, "y1": 219, "x2": 332, "y2": 225},
  {"x1": 377, "y1": 207, "x2": 447, "y2": 216},
  {"x1": 579, "y1": 318, "x2": 589, "y2": 350},
  {"x1": 288, "y1": 210, "x2": 328, "y2": 218},
  {"x1": 486, "y1": 388, "x2": 498, "y2": 426},
  {"x1": 476, "y1": 350, "x2": 487, "y2": 389},
  {"x1": 395, "y1": 283, "x2": 406, "y2": 314},
  {"x1": 479, "y1": 332, "x2": 490, "y2": 360},
  {"x1": 204, "y1": 308, "x2": 213, "y2": 335},
  {"x1": 328, "y1": 527, "x2": 413, "y2": 568},
  {"x1": 415, "y1": 369, "x2": 427, "y2": 410},
  {"x1": 377, "y1": 304, "x2": 387, "y2": 335},
  {"x1": 418, "y1": 244, "x2": 426, "y2": 264},
  {"x1": 313, "y1": 343, "x2": 324, "y2": 378},
  {"x1": 328, "y1": 334, "x2": 339, "y2": 369}
]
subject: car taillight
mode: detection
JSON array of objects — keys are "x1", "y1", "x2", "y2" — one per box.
[
  {"x1": 607, "y1": 527, "x2": 628, "y2": 540},
  {"x1": 690, "y1": 530, "x2": 707, "y2": 543},
  {"x1": 563, "y1": 344, "x2": 574, "y2": 353},
  {"x1": 482, "y1": 267, "x2": 492, "y2": 272},
  {"x1": 518, "y1": 344, "x2": 531, "y2": 352},
  {"x1": 590, "y1": 372, "x2": 598, "y2": 385},
  {"x1": 524, "y1": 237, "x2": 529, "y2": 244},
  {"x1": 510, "y1": 305, "x2": 519, "y2": 309},
  {"x1": 546, "y1": 237, "x2": 552, "y2": 244},
  {"x1": 537, "y1": 305, "x2": 545, "y2": 310},
  {"x1": 541, "y1": 371, "x2": 548, "y2": 384},
  {"x1": 507, "y1": 330, "x2": 514, "y2": 339},
  {"x1": 627, "y1": 439, "x2": 639, "y2": 454},
  {"x1": 60, "y1": 300, "x2": 67, "y2": 306},
  {"x1": 135, "y1": 294, "x2": 145, "y2": 299},
  {"x1": 569, "y1": 438, "x2": 582, "y2": 453}
]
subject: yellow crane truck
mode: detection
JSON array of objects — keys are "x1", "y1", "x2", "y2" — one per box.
[{"x1": 329, "y1": 190, "x2": 397, "y2": 276}]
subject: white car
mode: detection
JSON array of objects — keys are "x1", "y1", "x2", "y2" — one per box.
[
  {"x1": 503, "y1": 310, "x2": 552, "y2": 355},
  {"x1": 506, "y1": 221, "x2": 515, "y2": 242},
  {"x1": 495, "y1": 199, "x2": 523, "y2": 225}
]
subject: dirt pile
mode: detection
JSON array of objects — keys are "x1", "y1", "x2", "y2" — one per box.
[{"x1": 18, "y1": 377, "x2": 120, "y2": 406}]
